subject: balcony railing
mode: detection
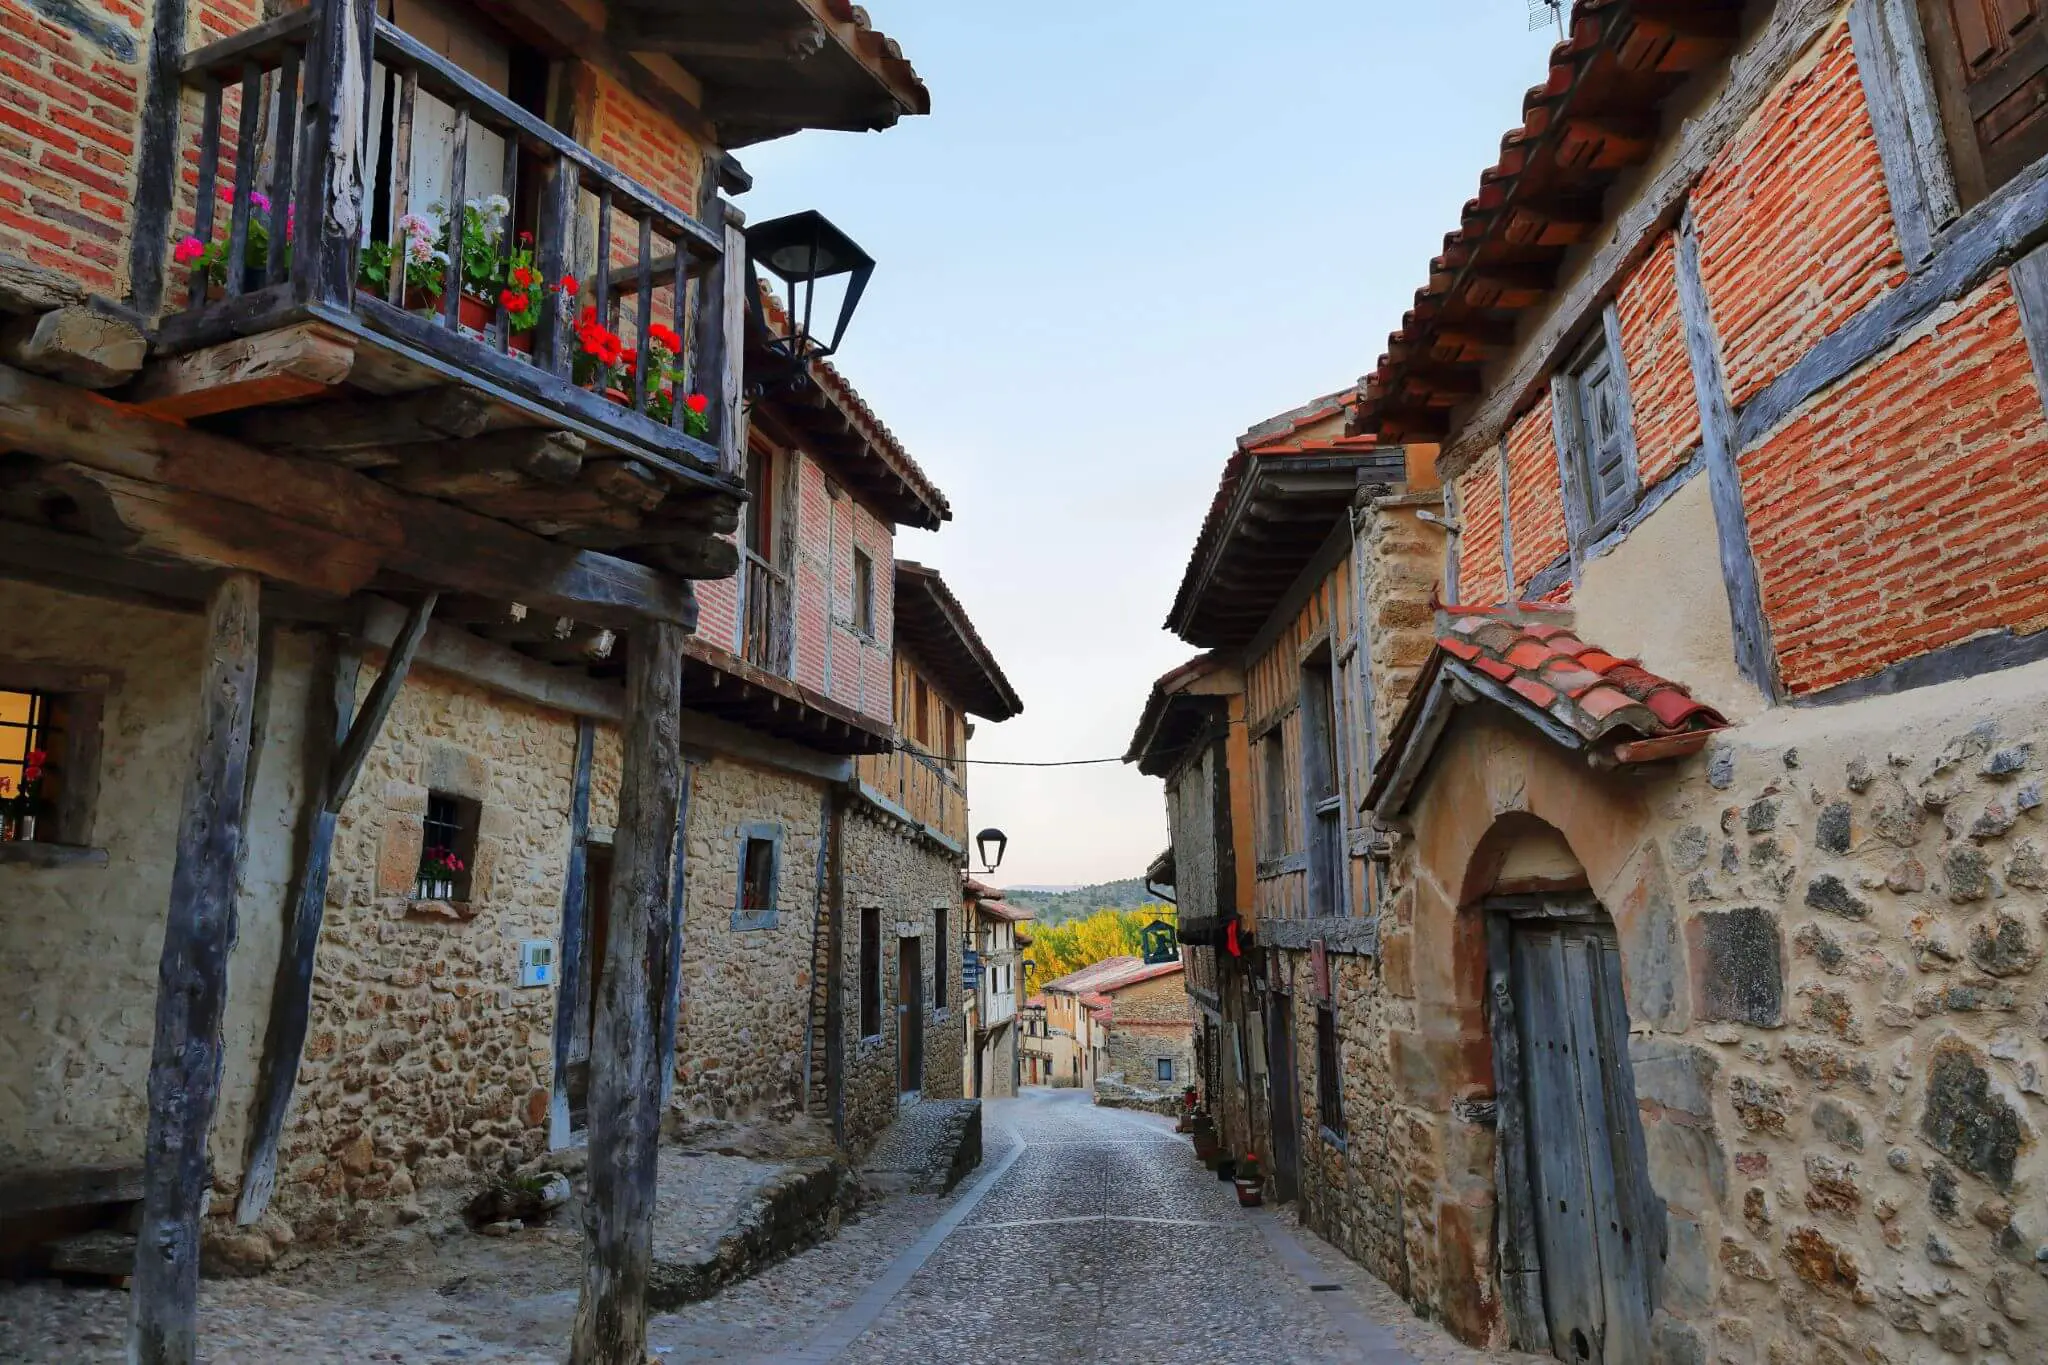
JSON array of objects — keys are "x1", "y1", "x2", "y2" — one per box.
[
  {"x1": 164, "y1": 0, "x2": 743, "y2": 483},
  {"x1": 741, "y1": 551, "x2": 793, "y2": 676}
]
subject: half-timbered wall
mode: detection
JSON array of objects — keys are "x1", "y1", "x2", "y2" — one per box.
[{"x1": 853, "y1": 643, "x2": 967, "y2": 849}]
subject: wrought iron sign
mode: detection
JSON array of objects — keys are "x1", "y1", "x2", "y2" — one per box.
[{"x1": 1140, "y1": 919, "x2": 1179, "y2": 965}]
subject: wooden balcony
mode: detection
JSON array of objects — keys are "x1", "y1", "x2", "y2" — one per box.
[
  {"x1": 855, "y1": 741, "x2": 968, "y2": 852},
  {"x1": 139, "y1": 0, "x2": 748, "y2": 579},
  {"x1": 741, "y1": 551, "x2": 794, "y2": 676}
]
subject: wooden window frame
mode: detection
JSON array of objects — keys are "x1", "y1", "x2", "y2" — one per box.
[
  {"x1": 851, "y1": 548, "x2": 876, "y2": 639},
  {"x1": 0, "y1": 662, "x2": 109, "y2": 856},
  {"x1": 1260, "y1": 732, "x2": 1289, "y2": 858},
  {"x1": 859, "y1": 905, "x2": 883, "y2": 1039},
  {"x1": 932, "y1": 904, "x2": 948, "y2": 1009},
  {"x1": 1915, "y1": 0, "x2": 2048, "y2": 205},
  {"x1": 1551, "y1": 309, "x2": 1643, "y2": 546},
  {"x1": 730, "y1": 822, "x2": 782, "y2": 931}
]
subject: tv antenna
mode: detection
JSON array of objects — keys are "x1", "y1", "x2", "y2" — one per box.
[{"x1": 1528, "y1": 0, "x2": 1566, "y2": 41}]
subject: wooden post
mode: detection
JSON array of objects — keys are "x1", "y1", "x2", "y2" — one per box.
[
  {"x1": 129, "y1": 571, "x2": 262, "y2": 1365},
  {"x1": 235, "y1": 593, "x2": 437, "y2": 1224},
  {"x1": 548, "y1": 716, "x2": 597, "y2": 1147},
  {"x1": 572, "y1": 620, "x2": 684, "y2": 1365},
  {"x1": 295, "y1": 0, "x2": 376, "y2": 308},
  {"x1": 656, "y1": 759, "x2": 695, "y2": 1109}
]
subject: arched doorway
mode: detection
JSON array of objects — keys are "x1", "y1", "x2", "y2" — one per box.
[{"x1": 1478, "y1": 830, "x2": 1662, "y2": 1365}]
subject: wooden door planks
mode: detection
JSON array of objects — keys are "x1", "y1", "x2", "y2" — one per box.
[
  {"x1": 571, "y1": 618, "x2": 685, "y2": 1365},
  {"x1": 130, "y1": 571, "x2": 262, "y2": 1365}
]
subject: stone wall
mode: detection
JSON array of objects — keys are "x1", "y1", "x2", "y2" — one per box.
[
  {"x1": 271, "y1": 661, "x2": 586, "y2": 1243},
  {"x1": 670, "y1": 756, "x2": 825, "y2": 1126},
  {"x1": 1356, "y1": 657, "x2": 2048, "y2": 1362},
  {"x1": 0, "y1": 582, "x2": 310, "y2": 1181},
  {"x1": 837, "y1": 801, "x2": 966, "y2": 1153}
]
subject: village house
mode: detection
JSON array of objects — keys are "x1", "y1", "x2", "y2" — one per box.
[
  {"x1": 1018, "y1": 994, "x2": 1052, "y2": 1087},
  {"x1": 0, "y1": 0, "x2": 1032, "y2": 1359},
  {"x1": 1137, "y1": 3, "x2": 2048, "y2": 1363},
  {"x1": 962, "y1": 877, "x2": 1030, "y2": 1099},
  {"x1": 1036, "y1": 956, "x2": 1194, "y2": 1096}
]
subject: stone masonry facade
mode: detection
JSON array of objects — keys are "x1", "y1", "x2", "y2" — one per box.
[{"x1": 1100, "y1": 973, "x2": 1196, "y2": 1089}]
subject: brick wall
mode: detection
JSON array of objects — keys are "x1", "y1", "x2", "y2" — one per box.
[
  {"x1": 1694, "y1": 19, "x2": 1904, "y2": 407},
  {"x1": 0, "y1": 0, "x2": 149, "y2": 293},
  {"x1": 1741, "y1": 275, "x2": 2048, "y2": 694},
  {"x1": 1454, "y1": 458, "x2": 1506, "y2": 606},
  {"x1": 1503, "y1": 396, "x2": 1567, "y2": 587},
  {"x1": 1614, "y1": 230, "x2": 1700, "y2": 487}
]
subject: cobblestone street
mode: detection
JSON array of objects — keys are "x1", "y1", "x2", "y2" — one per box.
[{"x1": 776, "y1": 1088, "x2": 1543, "y2": 1365}]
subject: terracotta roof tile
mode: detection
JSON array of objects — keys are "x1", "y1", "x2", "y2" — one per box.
[{"x1": 1428, "y1": 607, "x2": 1728, "y2": 750}]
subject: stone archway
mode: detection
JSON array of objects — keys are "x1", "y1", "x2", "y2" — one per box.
[{"x1": 1379, "y1": 708, "x2": 1704, "y2": 1352}]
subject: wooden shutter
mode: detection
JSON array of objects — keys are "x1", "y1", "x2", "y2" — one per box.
[
  {"x1": 1944, "y1": 0, "x2": 2048, "y2": 190},
  {"x1": 1571, "y1": 343, "x2": 1635, "y2": 530}
]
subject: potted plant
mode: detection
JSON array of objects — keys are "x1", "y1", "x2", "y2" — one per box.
[
  {"x1": 1190, "y1": 1112, "x2": 1219, "y2": 1163},
  {"x1": 416, "y1": 846, "x2": 465, "y2": 901},
  {"x1": 1234, "y1": 1153, "x2": 1264, "y2": 1207},
  {"x1": 358, "y1": 211, "x2": 447, "y2": 310},
  {"x1": 1, "y1": 749, "x2": 49, "y2": 842},
  {"x1": 174, "y1": 186, "x2": 290, "y2": 297}
]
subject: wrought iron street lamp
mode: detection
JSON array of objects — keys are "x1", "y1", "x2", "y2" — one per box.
[
  {"x1": 745, "y1": 210, "x2": 874, "y2": 364},
  {"x1": 974, "y1": 827, "x2": 1008, "y2": 874}
]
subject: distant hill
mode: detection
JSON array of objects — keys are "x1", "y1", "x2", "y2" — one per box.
[{"x1": 998, "y1": 877, "x2": 1159, "y2": 925}]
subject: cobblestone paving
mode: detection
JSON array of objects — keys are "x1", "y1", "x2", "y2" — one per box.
[
  {"x1": 0, "y1": 1091, "x2": 1543, "y2": 1364},
  {"x1": 794, "y1": 1088, "x2": 1547, "y2": 1365}
]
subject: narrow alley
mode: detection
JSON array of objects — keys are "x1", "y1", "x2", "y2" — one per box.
[{"x1": 775, "y1": 1089, "x2": 1543, "y2": 1365}]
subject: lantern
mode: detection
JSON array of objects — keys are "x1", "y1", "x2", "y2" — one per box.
[
  {"x1": 975, "y1": 827, "x2": 1008, "y2": 872},
  {"x1": 745, "y1": 210, "x2": 874, "y2": 364},
  {"x1": 1140, "y1": 919, "x2": 1179, "y2": 966}
]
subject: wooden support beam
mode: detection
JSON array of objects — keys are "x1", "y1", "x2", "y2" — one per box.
[
  {"x1": 236, "y1": 594, "x2": 436, "y2": 1223},
  {"x1": 229, "y1": 387, "x2": 498, "y2": 460},
  {"x1": 572, "y1": 618, "x2": 684, "y2": 1365},
  {"x1": 548, "y1": 717, "x2": 598, "y2": 1146},
  {"x1": 0, "y1": 363, "x2": 701, "y2": 629},
  {"x1": 0, "y1": 306, "x2": 147, "y2": 389},
  {"x1": 129, "y1": 322, "x2": 357, "y2": 420},
  {"x1": 0, "y1": 250, "x2": 88, "y2": 315},
  {"x1": 381, "y1": 432, "x2": 589, "y2": 498},
  {"x1": 130, "y1": 571, "x2": 261, "y2": 1365}
]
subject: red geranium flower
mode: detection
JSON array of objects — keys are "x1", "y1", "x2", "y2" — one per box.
[
  {"x1": 557, "y1": 274, "x2": 578, "y2": 295},
  {"x1": 684, "y1": 392, "x2": 710, "y2": 414},
  {"x1": 647, "y1": 323, "x2": 681, "y2": 353},
  {"x1": 501, "y1": 289, "x2": 530, "y2": 314},
  {"x1": 511, "y1": 266, "x2": 533, "y2": 288}
]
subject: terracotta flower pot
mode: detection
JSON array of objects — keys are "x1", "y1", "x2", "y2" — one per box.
[
  {"x1": 458, "y1": 292, "x2": 533, "y2": 354},
  {"x1": 1234, "y1": 1177, "x2": 1264, "y2": 1208}
]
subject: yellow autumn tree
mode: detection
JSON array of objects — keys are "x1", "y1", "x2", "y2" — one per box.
[{"x1": 1021, "y1": 904, "x2": 1177, "y2": 993}]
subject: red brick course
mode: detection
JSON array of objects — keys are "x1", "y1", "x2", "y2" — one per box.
[
  {"x1": 1456, "y1": 459, "x2": 1506, "y2": 607},
  {"x1": 1614, "y1": 230, "x2": 1700, "y2": 487},
  {"x1": 1741, "y1": 276, "x2": 2048, "y2": 693},
  {"x1": 0, "y1": 0, "x2": 149, "y2": 292},
  {"x1": 1504, "y1": 395, "x2": 1567, "y2": 588},
  {"x1": 1694, "y1": 20, "x2": 1904, "y2": 408}
]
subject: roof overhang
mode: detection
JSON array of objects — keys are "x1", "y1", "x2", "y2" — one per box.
[
  {"x1": 1167, "y1": 444, "x2": 1408, "y2": 649},
  {"x1": 1124, "y1": 653, "x2": 1240, "y2": 778},
  {"x1": 610, "y1": 0, "x2": 930, "y2": 148},
  {"x1": 1366, "y1": 613, "x2": 1729, "y2": 820},
  {"x1": 1145, "y1": 846, "x2": 1175, "y2": 888},
  {"x1": 893, "y1": 561, "x2": 1022, "y2": 721},
  {"x1": 749, "y1": 304, "x2": 950, "y2": 531},
  {"x1": 681, "y1": 635, "x2": 894, "y2": 754}
]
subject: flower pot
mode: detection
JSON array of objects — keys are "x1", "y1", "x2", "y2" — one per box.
[
  {"x1": 1215, "y1": 1158, "x2": 1236, "y2": 1182},
  {"x1": 458, "y1": 292, "x2": 533, "y2": 354},
  {"x1": 1234, "y1": 1178, "x2": 1264, "y2": 1208}
]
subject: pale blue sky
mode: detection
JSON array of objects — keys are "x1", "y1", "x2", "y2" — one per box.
[{"x1": 738, "y1": 3, "x2": 1561, "y2": 887}]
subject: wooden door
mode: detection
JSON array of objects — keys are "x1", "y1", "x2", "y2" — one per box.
[
  {"x1": 897, "y1": 936, "x2": 923, "y2": 1095},
  {"x1": 1506, "y1": 915, "x2": 1657, "y2": 1364},
  {"x1": 565, "y1": 845, "x2": 614, "y2": 1133},
  {"x1": 1265, "y1": 992, "x2": 1302, "y2": 1203}
]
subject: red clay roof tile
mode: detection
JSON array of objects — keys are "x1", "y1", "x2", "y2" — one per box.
[
  {"x1": 1504, "y1": 640, "x2": 1554, "y2": 670},
  {"x1": 1577, "y1": 686, "x2": 1642, "y2": 721},
  {"x1": 1441, "y1": 637, "x2": 1484, "y2": 662},
  {"x1": 1509, "y1": 676, "x2": 1559, "y2": 709},
  {"x1": 1474, "y1": 656, "x2": 1519, "y2": 683}
]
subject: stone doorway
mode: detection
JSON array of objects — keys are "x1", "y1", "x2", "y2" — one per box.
[
  {"x1": 897, "y1": 935, "x2": 923, "y2": 1097},
  {"x1": 1489, "y1": 897, "x2": 1660, "y2": 1365}
]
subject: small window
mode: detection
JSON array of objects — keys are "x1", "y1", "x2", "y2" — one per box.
[
  {"x1": 0, "y1": 689, "x2": 53, "y2": 840},
  {"x1": 933, "y1": 906, "x2": 948, "y2": 1009},
  {"x1": 860, "y1": 906, "x2": 882, "y2": 1038},
  {"x1": 852, "y1": 549, "x2": 876, "y2": 636},
  {"x1": 1920, "y1": 0, "x2": 2048, "y2": 201},
  {"x1": 1156, "y1": 1057, "x2": 1174, "y2": 1083},
  {"x1": 1558, "y1": 326, "x2": 1639, "y2": 538},
  {"x1": 915, "y1": 678, "x2": 932, "y2": 749},
  {"x1": 418, "y1": 792, "x2": 479, "y2": 902},
  {"x1": 732, "y1": 824, "x2": 781, "y2": 930},
  {"x1": 1316, "y1": 1004, "x2": 1344, "y2": 1137},
  {"x1": 1261, "y1": 734, "x2": 1289, "y2": 856}
]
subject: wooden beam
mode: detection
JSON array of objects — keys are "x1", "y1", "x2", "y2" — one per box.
[
  {"x1": 0, "y1": 250, "x2": 87, "y2": 316},
  {"x1": 129, "y1": 322, "x2": 357, "y2": 420},
  {"x1": 572, "y1": 618, "x2": 684, "y2": 1365},
  {"x1": 236, "y1": 595, "x2": 433, "y2": 1223},
  {"x1": 0, "y1": 306, "x2": 147, "y2": 389},
  {"x1": 548, "y1": 716, "x2": 598, "y2": 1146},
  {"x1": 612, "y1": 14, "x2": 825, "y2": 61},
  {"x1": 0, "y1": 363, "x2": 702, "y2": 629},
  {"x1": 229, "y1": 386, "x2": 498, "y2": 459},
  {"x1": 130, "y1": 571, "x2": 261, "y2": 1365}
]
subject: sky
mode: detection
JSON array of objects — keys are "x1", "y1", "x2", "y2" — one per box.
[{"x1": 735, "y1": 3, "x2": 1563, "y2": 888}]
